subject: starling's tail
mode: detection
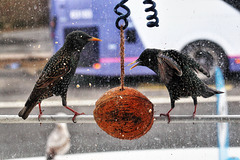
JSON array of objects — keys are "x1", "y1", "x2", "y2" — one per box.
[
  {"x1": 201, "y1": 86, "x2": 223, "y2": 98},
  {"x1": 18, "y1": 99, "x2": 38, "y2": 120}
]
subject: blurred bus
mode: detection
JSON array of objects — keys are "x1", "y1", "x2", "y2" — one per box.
[{"x1": 49, "y1": 0, "x2": 240, "y2": 81}]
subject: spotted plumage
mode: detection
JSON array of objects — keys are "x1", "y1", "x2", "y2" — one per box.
[
  {"x1": 18, "y1": 31, "x2": 101, "y2": 122},
  {"x1": 129, "y1": 48, "x2": 223, "y2": 123}
]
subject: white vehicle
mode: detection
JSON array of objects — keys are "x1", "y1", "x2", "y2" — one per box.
[
  {"x1": 127, "y1": 0, "x2": 240, "y2": 81},
  {"x1": 50, "y1": 0, "x2": 240, "y2": 81}
]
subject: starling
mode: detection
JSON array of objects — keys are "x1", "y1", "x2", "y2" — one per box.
[
  {"x1": 128, "y1": 48, "x2": 223, "y2": 123},
  {"x1": 18, "y1": 31, "x2": 101, "y2": 122}
]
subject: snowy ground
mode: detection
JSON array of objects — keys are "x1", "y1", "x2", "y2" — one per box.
[{"x1": 8, "y1": 148, "x2": 240, "y2": 160}]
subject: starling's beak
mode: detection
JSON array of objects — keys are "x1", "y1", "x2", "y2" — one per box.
[
  {"x1": 88, "y1": 37, "x2": 102, "y2": 41},
  {"x1": 127, "y1": 60, "x2": 139, "y2": 70}
]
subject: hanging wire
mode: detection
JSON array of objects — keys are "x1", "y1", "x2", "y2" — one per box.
[
  {"x1": 143, "y1": 0, "x2": 159, "y2": 27},
  {"x1": 1, "y1": 115, "x2": 240, "y2": 124},
  {"x1": 114, "y1": 0, "x2": 130, "y2": 30}
]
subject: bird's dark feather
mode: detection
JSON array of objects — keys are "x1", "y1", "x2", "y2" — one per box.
[
  {"x1": 166, "y1": 50, "x2": 210, "y2": 77},
  {"x1": 157, "y1": 54, "x2": 182, "y2": 83},
  {"x1": 134, "y1": 48, "x2": 223, "y2": 108},
  {"x1": 19, "y1": 31, "x2": 95, "y2": 120},
  {"x1": 36, "y1": 64, "x2": 71, "y2": 89}
]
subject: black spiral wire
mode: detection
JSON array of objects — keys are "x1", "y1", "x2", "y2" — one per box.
[
  {"x1": 114, "y1": 0, "x2": 159, "y2": 29},
  {"x1": 114, "y1": 0, "x2": 131, "y2": 30},
  {"x1": 143, "y1": 0, "x2": 159, "y2": 27}
]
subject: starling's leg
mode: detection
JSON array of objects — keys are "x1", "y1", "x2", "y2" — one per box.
[
  {"x1": 62, "y1": 95, "x2": 85, "y2": 123},
  {"x1": 192, "y1": 97, "x2": 197, "y2": 119},
  {"x1": 38, "y1": 103, "x2": 44, "y2": 121},
  {"x1": 160, "y1": 99, "x2": 175, "y2": 123}
]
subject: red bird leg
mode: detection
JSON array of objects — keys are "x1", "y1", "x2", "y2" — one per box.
[
  {"x1": 160, "y1": 108, "x2": 173, "y2": 123},
  {"x1": 160, "y1": 99, "x2": 175, "y2": 123},
  {"x1": 192, "y1": 105, "x2": 197, "y2": 119},
  {"x1": 38, "y1": 103, "x2": 44, "y2": 121},
  {"x1": 192, "y1": 97, "x2": 197, "y2": 119},
  {"x1": 64, "y1": 106, "x2": 85, "y2": 123}
]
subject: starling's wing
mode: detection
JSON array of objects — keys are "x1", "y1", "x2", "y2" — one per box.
[
  {"x1": 18, "y1": 57, "x2": 71, "y2": 119},
  {"x1": 36, "y1": 58, "x2": 71, "y2": 89},
  {"x1": 169, "y1": 50, "x2": 210, "y2": 77},
  {"x1": 157, "y1": 54, "x2": 182, "y2": 83},
  {"x1": 184, "y1": 55, "x2": 210, "y2": 77},
  {"x1": 190, "y1": 58, "x2": 210, "y2": 77}
]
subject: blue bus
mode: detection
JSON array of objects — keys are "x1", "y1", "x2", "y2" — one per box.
[{"x1": 49, "y1": 0, "x2": 240, "y2": 81}]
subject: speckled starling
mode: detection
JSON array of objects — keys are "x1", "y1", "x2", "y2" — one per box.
[
  {"x1": 129, "y1": 48, "x2": 223, "y2": 123},
  {"x1": 18, "y1": 31, "x2": 101, "y2": 122}
]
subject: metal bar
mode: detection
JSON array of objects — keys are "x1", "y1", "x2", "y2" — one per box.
[
  {"x1": 1, "y1": 115, "x2": 240, "y2": 124},
  {"x1": 154, "y1": 115, "x2": 240, "y2": 123}
]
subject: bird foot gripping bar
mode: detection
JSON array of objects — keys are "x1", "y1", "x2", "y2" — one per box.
[{"x1": 1, "y1": 115, "x2": 240, "y2": 124}]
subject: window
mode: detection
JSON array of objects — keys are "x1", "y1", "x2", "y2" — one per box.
[{"x1": 0, "y1": 0, "x2": 240, "y2": 159}]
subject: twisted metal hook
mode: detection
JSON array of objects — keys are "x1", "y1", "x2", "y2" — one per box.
[
  {"x1": 114, "y1": 0, "x2": 131, "y2": 30},
  {"x1": 143, "y1": 0, "x2": 159, "y2": 27}
]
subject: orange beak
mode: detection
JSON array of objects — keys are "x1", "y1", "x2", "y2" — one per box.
[
  {"x1": 127, "y1": 60, "x2": 138, "y2": 70},
  {"x1": 88, "y1": 37, "x2": 102, "y2": 41}
]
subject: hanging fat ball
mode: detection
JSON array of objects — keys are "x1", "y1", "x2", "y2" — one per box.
[
  {"x1": 94, "y1": 86, "x2": 154, "y2": 140},
  {"x1": 129, "y1": 48, "x2": 223, "y2": 123},
  {"x1": 46, "y1": 113, "x2": 70, "y2": 160},
  {"x1": 18, "y1": 31, "x2": 101, "y2": 122},
  {"x1": 94, "y1": 26, "x2": 153, "y2": 140}
]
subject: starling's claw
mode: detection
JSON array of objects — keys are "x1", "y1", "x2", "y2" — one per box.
[
  {"x1": 160, "y1": 108, "x2": 173, "y2": 124},
  {"x1": 192, "y1": 111, "x2": 197, "y2": 125},
  {"x1": 38, "y1": 114, "x2": 41, "y2": 121},
  {"x1": 38, "y1": 110, "x2": 44, "y2": 121},
  {"x1": 64, "y1": 106, "x2": 85, "y2": 123},
  {"x1": 160, "y1": 113, "x2": 171, "y2": 123},
  {"x1": 192, "y1": 111, "x2": 196, "y2": 120},
  {"x1": 38, "y1": 103, "x2": 44, "y2": 121},
  {"x1": 72, "y1": 116, "x2": 77, "y2": 123},
  {"x1": 192, "y1": 104, "x2": 197, "y2": 120},
  {"x1": 38, "y1": 109, "x2": 44, "y2": 126},
  {"x1": 72, "y1": 112, "x2": 85, "y2": 123}
]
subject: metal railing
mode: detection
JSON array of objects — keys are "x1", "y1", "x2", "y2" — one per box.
[{"x1": 1, "y1": 115, "x2": 240, "y2": 124}]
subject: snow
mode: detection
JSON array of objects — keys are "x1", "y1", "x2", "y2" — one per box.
[{"x1": 8, "y1": 147, "x2": 240, "y2": 160}]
